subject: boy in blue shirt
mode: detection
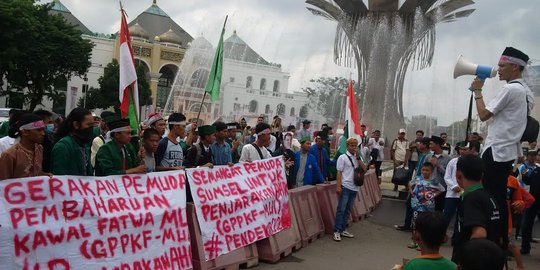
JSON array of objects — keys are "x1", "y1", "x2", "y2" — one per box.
[{"x1": 408, "y1": 162, "x2": 445, "y2": 249}]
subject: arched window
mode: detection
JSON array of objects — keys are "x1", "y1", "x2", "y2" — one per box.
[
  {"x1": 265, "y1": 104, "x2": 271, "y2": 114},
  {"x1": 277, "y1": 103, "x2": 285, "y2": 116},
  {"x1": 273, "y1": 80, "x2": 280, "y2": 92},
  {"x1": 299, "y1": 105, "x2": 308, "y2": 118},
  {"x1": 290, "y1": 107, "x2": 295, "y2": 116},
  {"x1": 260, "y1": 78, "x2": 266, "y2": 90},
  {"x1": 246, "y1": 76, "x2": 252, "y2": 88},
  {"x1": 249, "y1": 100, "x2": 258, "y2": 113},
  {"x1": 190, "y1": 69, "x2": 209, "y2": 88}
]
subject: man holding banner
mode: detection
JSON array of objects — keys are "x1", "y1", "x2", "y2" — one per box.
[
  {"x1": 184, "y1": 125, "x2": 216, "y2": 169},
  {"x1": 240, "y1": 123, "x2": 272, "y2": 162},
  {"x1": 94, "y1": 118, "x2": 146, "y2": 176},
  {"x1": 156, "y1": 112, "x2": 187, "y2": 171},
  {"x1": 0, "y1": 113, "x2": 47, "y2": 180}
]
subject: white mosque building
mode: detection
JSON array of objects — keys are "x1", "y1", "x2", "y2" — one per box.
[{"x1": 0, "y1": 0, "x2": 324, "y2": 128}]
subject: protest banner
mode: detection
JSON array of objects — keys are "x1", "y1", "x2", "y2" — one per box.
[
  {"x1": 186, "y1": 156, "x2": 291, "y2": 260},
  {"x1": 0, "y1": 171, "x2": 192, "y2": 270}
]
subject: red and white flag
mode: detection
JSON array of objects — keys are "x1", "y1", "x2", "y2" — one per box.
[
  {"x1": 119, "y1": 8, "x2": 139, "y2": 130},
  {"x1": 345, "y1": 80, "x2": 363, "y2": 140}
]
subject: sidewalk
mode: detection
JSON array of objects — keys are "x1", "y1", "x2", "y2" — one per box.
[{"x1": 257, "y1": 198, "x2": 540, "y2": 270}]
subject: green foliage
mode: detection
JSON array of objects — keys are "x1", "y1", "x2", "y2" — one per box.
[
  {"x1": 81, "y1": 59, "x2": 152, "y2": 110},
  {"x1": 302, "y1": 76, "x2": 362, "y2": 122},
  {"x1": 0, "y1": 0, "x2": 93, "y2": 111}
]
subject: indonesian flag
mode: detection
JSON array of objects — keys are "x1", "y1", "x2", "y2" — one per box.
[
  {"x1": 335, "y1": 80, "x2": 364, "y2": 160},
  {"x1": 119, "y1": 9, "x2": 139, "y2": 132},
  {"x1": 345, "y1": 80, "x2": 363, "y2": 141}
]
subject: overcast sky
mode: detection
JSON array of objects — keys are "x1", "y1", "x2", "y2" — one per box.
[{"x1": 45, "y1": 0, "x2": 539, "y2": 126}]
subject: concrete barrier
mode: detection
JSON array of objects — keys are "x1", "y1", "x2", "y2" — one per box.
[
  {"x1": 365, "y1": 170, "x2": 381, "y2": 206},
  {"x1": 353, "y1": 188, "x2": 369, "y2": 219},
  {"x1": 289, "y1": 185, "x2": 325, "y2": 247},
  {"x1": 256, "y1": 199, "x2": 302, "y2": 263},
  {"x1": 186, "y1": 203, "x2": 259, "y2": 270},
  {"x1": 316, "y1": 182, "x2": 339, "y2": 233},
  {"x1": 360, "y1": 182, "x2": 374, "y2": 211}
]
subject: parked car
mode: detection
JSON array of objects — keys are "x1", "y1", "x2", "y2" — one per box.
[{"x1": 0, "y1": 108, "x2": 11, "y2": 123}]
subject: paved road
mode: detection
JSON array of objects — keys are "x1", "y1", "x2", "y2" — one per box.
[{"x1": 256, "y1": 198, "x2": 540, "y2": 270}]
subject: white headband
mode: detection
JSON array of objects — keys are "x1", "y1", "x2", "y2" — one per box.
[
  {"x1": 147, "y1": 114, "x2": 163, "y2": 126},
  {"x1": 110, "y1": 126, "x2": 132, "y2": 133},
  {"x1": 19, "y1": 120, "x2": 45, "y2": 131},
  {"x1": 500, "y1": 55, "x2": 528, "y2": 67}
]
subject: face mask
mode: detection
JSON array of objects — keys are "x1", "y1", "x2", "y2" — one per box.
[
  {"x1": 74, "y1": 127, "x2": 94, "y2": 144},
  {"x1": 235, "y1": 132, "x2": 242, "y2": 140},
  {"x1": 328, "y1": 135, "x2": 334, "y2": 141},
  {"x1": 45, "y1": 124, "x2": 55, "y2": 134}
]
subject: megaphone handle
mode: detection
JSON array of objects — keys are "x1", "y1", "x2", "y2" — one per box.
[{"x1": 469, "y1": 76, "x2": 486, "y2": 91}]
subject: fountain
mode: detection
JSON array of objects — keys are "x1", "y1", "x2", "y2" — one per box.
[
  {"x1": 162, "y1": 36, "x2": 217, "y2": 124},
  {"x1": 305, "y1": 0, "x2": 475, "y2": 135}
]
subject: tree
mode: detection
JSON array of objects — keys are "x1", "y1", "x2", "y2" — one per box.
[
  {"x1": 302, "y1": 76, "x2": 361, "y2": 122},
  {"x1": 0, "y1": 0, "x2": 93, "y2": 111},
  {"x1": 81, "y1": 59, "x2": 152, "y2": 111}
]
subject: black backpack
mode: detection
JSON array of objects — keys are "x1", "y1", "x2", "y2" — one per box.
[
  {"x1": 510, "y1": 81, "x2": 539, "y2": 142},
  {"x1": 345, "y1": 154, "x2": 365, "y2": 186}
]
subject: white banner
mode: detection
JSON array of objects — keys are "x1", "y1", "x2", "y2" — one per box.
[
  {"x1": 186, "y1": 156, "x2": 291, "y2": 260},
  {"x1": 0, "y1": 171, "x2": 191, "y2": 270}
]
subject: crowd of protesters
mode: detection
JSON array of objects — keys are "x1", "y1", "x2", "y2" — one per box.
[{"x1": 0, "y1": 47, "x2": 538, "y2": 269}]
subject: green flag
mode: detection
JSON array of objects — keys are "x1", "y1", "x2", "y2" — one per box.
[
  {"x1": 205, "y1": 19, "x2": 227, "y2": 102},
  {"x1": 335, "y1": 120, "x2": 349, "y2": 161}
]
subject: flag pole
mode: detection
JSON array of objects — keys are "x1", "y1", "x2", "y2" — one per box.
[
  {"x1": 195, "y1": 91, "x2": 207, "y2": 124},
  {"x1": 195, "y1": 15, "x2": 228, "y2": 125}
]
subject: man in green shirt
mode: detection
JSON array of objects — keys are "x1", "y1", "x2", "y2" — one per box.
[
  {"x1": 405, "y1": 212, "x2": 456, "y2": 270},
  {"x1": 52, "y1": 108, "x2": 95, "y2": 176},
  {"x1": 95, "y1": 118, "x2": 146, "y2": 176}
]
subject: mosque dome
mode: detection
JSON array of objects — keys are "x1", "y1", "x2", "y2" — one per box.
[
  {"x1": 158, "y1": 29, "x2": 182, "y2": 45},
  {"x1": 129, "y1": 23, "x2": 149, "y2": 40}
]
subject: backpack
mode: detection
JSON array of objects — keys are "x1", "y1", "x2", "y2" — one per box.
[{"x1": 509, "y1": 81, "x2": 540, "y2": 142}]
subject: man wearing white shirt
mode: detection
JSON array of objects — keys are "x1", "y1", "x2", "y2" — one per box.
[
  {"x1": 471, "y1": 47, "x2": 533, "y2": 251},
  {"x1": 333, "y1": 138, "x2": 366, "y2": 242},
  {"x1": 296, "y1": 120, "x2": 313, "y2": 141},
  {"x1": 240, "y1": 123, "x2": 272, "y2": 162},
  {"x1": 391, "y1": 128, "x2": 410, "y2": 191},
  {"x1": 368, "y1": 130, "x2": 385, "y2": 180}
]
